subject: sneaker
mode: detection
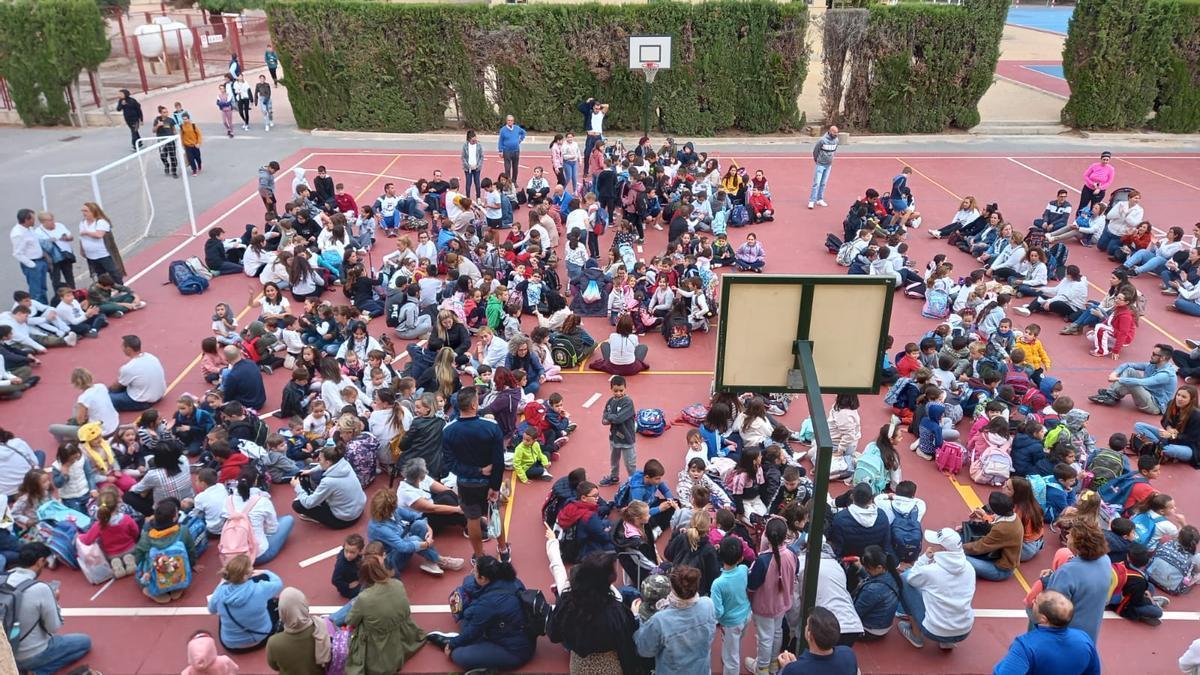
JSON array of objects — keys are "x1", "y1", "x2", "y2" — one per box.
[
  {"x1": 565, "y1": 423, "x2": 577, "y2": 434},
  {"x1": 538, "y1": 472, "x2": 554, "y2": 481},
  {"x1": 64, "y1": 332, "x2": 78, "y2": 347},
  {"x1": 911, "y1": 216, "x2": 922, "y2": 228},
  {"x1": 598, "y1": 475, "x2": 619, "y2": 487},
  {"x1": 654, "y1": 223, "x2": 663, "y2": 231},
  {"x1": 554, "y1": 436, "x2": 569, "y2": 449},
  {"x1": 24, "y1": 376, "x2": 40, "y2": 388},
  {"x1": 744, "y1": 657, "x2": 766, "y2": 674},
  {"x1": 1186, "y1": 339, "x2": 1199, "y2": 350},
  {"x1": 111, "y1": 310, "x2": 125, "y2": 318},
  {"x1": 929, "y1": 230, "x2": 942, "y2": 239},
  {"x1": 1163, "y1": 288, "x2": 1179, "y2": 296},
  {"x1": 296, "y1": 513, "x2": 320, "y2": 524},
  {"x1": 1139, "y1": 616, "x2": 1162, "y2": 626},
  {"x1": 122, "y1": 553, "x2": 135, "y2": 572},
  {"x1": 549, "y1": 451, "x2": 561, "y2": 462},
  {"x1": 260, "y1": 365, "x2": 274, "y2": 375},
  {"x1": 419, "y1": 560, "x2": 445, "y2": 576},
  {"x1": 1152, "y1": 595, "x2": 1170, "y2": 607},
  {"x1": 817, "y1": 199, "x2": 828, "y2": 207},
  {"x1": 425, "y1": 631, "x2": 458, "y2": 649},
  {"x1": 1059, "y1": 325, "x2": 1082, "y2": 335},
  {"x1": 134, "y1": 301, "x2": 147, "y2": 310},
  {"x1": 807, "y1": 201, "x2": 814, "y2": 209},
  {"x1": 143, "y1": 588, "x2": 170, "y2": 604},
  {"x1": 437, "y1": 556, "x2": 465, "y2": 571},
  {"x1": 1013, "y1": 305, "x2": 1032, "y2": 317},
  {"x1": 110, "y1": 556, "x2": 126, "y2": 578},
  {"x1": 499, "y1": 546, "x2": 512, "y2": 563},
  {"x1": 1087, "y1": 393, "x2": 1118, "y2": 406},
  {"x1": 937, "y1": 641, "x2": 956, "y2": 650},
  {"x1": 898, "y1": 620, "x2": 924, "y2": 648}
]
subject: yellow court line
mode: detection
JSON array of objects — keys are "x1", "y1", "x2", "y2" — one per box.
[
  {"x1": 948, "y1": 476, "x2": 1033, "y2": 594},
  {"x1": 502, "y1": 470, "x2": 517, "y2": 537},
  {"x1": 1115, "y1": 158, "x2": 1200, "y2": 192}
]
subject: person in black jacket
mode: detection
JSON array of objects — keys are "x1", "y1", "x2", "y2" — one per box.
[
  {"x1": 397, "y1": 392, "x2": 447, "y2": 480},
  {"x1": 116, "y1": 89, "x2": 143, "y2": 152},
  {"x1": 205, "y1": 228, "x2": 244, "y2": 276},
  {"x1": 432, "y1": 311, "x2": 472, "y2": 357},
  {"x1": 313, "y1": 165, "x2": 337, "y2": 209},
  {"x1": 828, "y1": 482, "x2": 894, "y2": 559},
  {"x1": 548, "y1": 551, "x2": 644, "y2": 674},
  {"x1": 595, "y1": 159, "x2": 618, "y2": 220},
  {"x1": 663, "y1": 510, "x2": 721, "y2": 596}
]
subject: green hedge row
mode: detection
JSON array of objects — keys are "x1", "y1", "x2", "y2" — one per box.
[
  {"x1": 1063, "y1": 0, "x2": 1200, "y2": 131},
  {"x1": 0, "y1": 0, "x2": 110, "y2": 126},
  {"x1": 264, "y1": 0, "x2": 808, "y2": 135}
]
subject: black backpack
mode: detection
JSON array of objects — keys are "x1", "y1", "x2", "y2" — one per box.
[
  {"x1": 0, "y1": 574, "x2": 43, "y2": 648},
  {"x1": 517, "y1": 588, "x2": 551, "y2": 640}
]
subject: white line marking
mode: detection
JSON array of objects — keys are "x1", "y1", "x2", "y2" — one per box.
[
  {"x1": 62, "y1": 604, "x2": 452, "y2": 617},
  {"x1": 582, "y1": 392, "x2": 601, "y2": 408},
  {"x1": 993, "y1": 74, "x2": 1069, "y2": 100},
  {"x1": 391, "y1": 338, "x2": 425, "y2": 364},
  {"x1": 302, "y1": 167, "x2": 417, "y2": 184},
  {"x1": 297, "y1": 545, "x2": 342, "y2": 568},
  {"x1": 637, "y1": 245, "x2": 644, "y2": 254},
  {"x1": 89, "y1": 579, "x2": 114, "y2": 602},
  {"x1": 1006, "y1": 156, "x2": 1167, "y2": 237},
  {"x1": 974, "y1": 608, "x2": 1200, "y2": 621},
  {"x1": 304, "y1": 152, "x2": 1200, "y2": 161}
]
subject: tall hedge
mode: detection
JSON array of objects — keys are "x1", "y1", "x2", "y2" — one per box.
[
  {"x1": 1147, "y1": 0, "x2": 1200, "y2": 132},
  {"x1": 0, "y1": 0, "x2": 110, "y2": 126},
  {"x1": 264, "y1": 0, "x2": 808, "y2": 135},
  {"x1": 865, "y1": 0, "x2": 1008, "y2": 133}
]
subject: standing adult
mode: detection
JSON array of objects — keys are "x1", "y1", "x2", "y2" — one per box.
[
  {"x1": 1045, "y1": 524, "x2": 1113, "y2": 643},
  {"x1": 222, "y1": 346, "x2": 267, "y2": 411},
  {"x1": 443, "y1": 387, "x2": 510, "y2": 563},
  {"x1": 633, "y1": 564, "x2": 717, "y2": 674},
  {"x1": 461, "y1": 130, "x2": 485, "y2": 200},
  {"x1": 115, "y1": 89, "x2": 143, "y2": 152},
  {"x1": 3, "y1": 543, "x2": 93, "y2": 675},
  {"x1": 10, "y1": 208, "x2": 48, "y2": 304},
  {"x1": 264, "y1": 44, "x2": 280, "y2": 86},
  {"x1": 108, "y1": 335, "x2": 166, "y2": 412},
  {"x1": 498, "y1": 115, "x2": 527, "y2": 185},
  {"x1": 259, "y1": 161, "x2": 281, "y2": 219},
  {"x1": 152, "y1": 105, "x2": 179, "y2": 179},
  {"x1": 579, "y1": 97, "x2": 609, "y2": 177},
  {"x1": 993, "y1": 591, "x2": 1101, "y2": 675},
  {"x1": 179, "y1": 113, "x2": 203, "y2": 176},
  {"x1": 1080, "y1": 151, "x2": 1115, "y2": 210},
  {"x1": 35, "y1": 212, "x2": 76, "y2": 290},
  {"x1": 78, "y1": 202, "x2": 125, "y2": 283},
  {"x1": 809, "y1": 125, "x2": 839, "y2": 210}
]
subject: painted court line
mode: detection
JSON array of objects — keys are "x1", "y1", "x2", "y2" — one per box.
[
  {"x1": 89, "y1": 579, "x2": 114, "y2": 602},
  {"x1": 581, "y1": 392, "x2": 602, "y2": 408},
  {"x1": 1116, "y1": 157, "x2": 1200, "y2": 192},
  {"x1": 1006, "y1": 157, "x2": 1166, "y2": 237},
  {"x1": 298, "y1": 545, "x2": 343, "y2": 568},
  {"x1": 300, "y1": 166, "x2": 418, "y2": 185},
  {"x1": 306, "y1": 152, "x2": 1200, "y2": 161},
  {"x1": 994, "y1": 74, "x2": 1068, "y2": 101}
]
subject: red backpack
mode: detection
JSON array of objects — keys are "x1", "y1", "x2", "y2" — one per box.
[{"x1": 523, "y1": 401, "x2": 549, "y2": 434}]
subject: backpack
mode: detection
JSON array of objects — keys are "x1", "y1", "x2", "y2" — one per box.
[
  {"x1": 219, "y1": 495, "x2": 261, "y2": 565},
  {"x1": 1098, "y1": 472, "x2": 1147, "y2": 510},
  {"x1": 1020, "y1": 387, "x2": 1048, "y2": 416},
  {"x1": 1087, "y1": 448, "x2": 1125, "y2": 490},
  {"x1": 969, "y1": 446, "x2": 1013, "y2": 486},
  {"x1": 1131, "y1": 511, "x2": 1167, "y2": 546},
  {"x1": 549, "y1": 333, "x2": 581, "y2": 367},
  {"x1": 1027, "y1": 473, "x2": 1051, "y2": 511},
  {"x1": 636, "y1": 408, "x2": 668, "y2": 437},
  {"x1": 851, "y1": 449, "x2": 888, "y2": 495},
  {"x1": 167, "y1": 260, "x2": 209, "y2": 295},
  {"x1": 1024, "y1": 226, "x2": 1047, "y2": 251},
  {"x1": 1046, "y1": 243, "x2": 1068, "y2": 280},
  {"x1": 324, "y1": 618, "x2": 351, "y2": 675},
  {"x1": 836, "y1": 240, "x2": 858, "y2": 267},
  {"x1": 517, "y1": 588, "x2": 551, "y2": 640},
  {"x1": 1003, "y1": 369, "x2": 1034, "y2": 397},
  {"x1": 141, "y1": 538, "x2": 192, "y2": 595},
  {"x1": 935, "y1": 441, "x2": 965, "y2": 474},
  {"x1": 1146, "y1": 541, "x2": 1195, "y2": 595},
  {"x1": 921, "y1": 289, "x2": 950, "y2": 319},
  {"x1": 553, "y1": 521, "x2": 582, "y2": 564},
  {"x1": 0, "y1": 574, "x2": 42, "y2": 648},
  {"x1": 184, "y1": 255, "x2": 214, "y2": 280},
  {"x1": 730, "y1": 205, "x2": 750, "y2": 226},
  {"x1": 890, "y1": 506, "x2": 922, "y2": 563},
  {"x1": 825, "y1": 233, "x2": 843, "y2": 254},
  {"x1": 541, "y1": 489, "x2": 569, "y2": 528},
  {"x1": 883, "y1": 377, "x2": 914, "y2": 408},
  {"x1": 676, "y1": 403, "x2": 709, "y2": 427},
  {"x1": 666, "y1": 323, "x2": 691, "y2": 349}
]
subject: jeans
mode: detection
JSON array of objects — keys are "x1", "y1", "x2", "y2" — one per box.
[
  {"x1": 736, "y1": 259, "x2": 765, "y2": 271},
  {"x1": 109, "y1": 389, "x2": 154, "y2": 412},
  {"x1": 21, "y1": 260, "x2": 49, "y2": 305},
  {"x1": 254, "y1": 515, "x2": 295, "y2": 564},
  {"x1": 388, "y1": 519, "x2": 440, "y2": 570},
  {"x1": 86, "y1": 255, "x2": 123, "y2": 284},
  {"x1": 259, "y1": 98, "x2": 273, "y2": 125},
  {"x1": 1070, "y1": 303, "x2": 1104, "y2": 327},
  {"x1": 451, "y1": 641, "x2": 530, "y2": 671},
  {"x1": 563, "y1": 160, "x2": 578, "y2": 192},
  {"x1": 1096, "y1": 228, "x2": 1118, "y2": 253},
  {"x1": 213, "y1": 261, "x2": 243, "y2": 276},
  {"x1": 126, "y1": 122, "x2": 141, "y2": 151},
  {"x1": 897, "y1": 576, "x2": 971, "y2": 645},
  {"x1": 185, "y1": 145, "x2": 202, "y2": 173},
  {"x1": 810, "y1": 163, "x2": 832, "y2": 202},
  {"x1": 1133, "y1": 422, "x2": 1194, "y2": 462},
  {"x1": 1173, "y1": 298, "x2": 1200, "y2": 317},
  {"x1": 0, "y1": 528, "x2": 23, "y2": 566},
  {"x1": 16, "y1": 633, "x2": 92, "y2": 675},
  {"x1": 966, "y1": 555, "x2": 1014, "y2": 581},
  {"x1": 583, "y1": 135, "x2": 600, "y2": 176},
  {"x1": 1020, "y1": 537, "x2": 1044, "y2": 562},
  {"x1": 502, "y1": 150, "x2": 521, "y2": 184},
  {"x1": 330, "y1": 599, "x2": 354, "y2": 626},
  {"x1": 1125, "y1": 250, "x2": 1170, "y2": 275},
  {"x1": 720, "y1": 620, "x2": 747, "y2": 675},
  {"x1": 464, "y1": 169, "x2": 481, "y2": 199},
  {"x1": 608, "y1": 444, "x2": 637, "y2": 480},
  {"x1": 752, "y1": 613, "x2": 784, "y2": 670}
]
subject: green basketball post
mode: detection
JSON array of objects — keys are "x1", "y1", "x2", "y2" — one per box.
[{"x1": 642, "y1": 78, "x2": 652, "y2": 137}]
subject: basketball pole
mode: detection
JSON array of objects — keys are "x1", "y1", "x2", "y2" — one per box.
[
  {"x1": 793, "y1": 339, "x2": 835, "y2": 654},
  {"x1": 641, "y1": 77, "x2": 652, "y2": 137}
]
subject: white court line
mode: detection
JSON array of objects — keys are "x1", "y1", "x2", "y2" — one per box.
[
  {"x1": 300, "y1": 167, "x2": 418, "y2": 184},
  {"x1": 974, "y1": 608, "x2": 1200, "y2": 621},
  {"x1": 62, "y1": 604, "x2": 451, "y2": 617},
  {"x1": 305, "y1": 152, "x2": 1200, "y2": 161},
  {"x1": 994, "y1": 74, "x2": 1068, "y2": 100},
  {"x1": 297, "y1": 545, "x2": 342, "y2": 568},
  {"x1": 582, "y1": 392, "x2": 601, "y2": 408},
  {"x1": 637, "y1": 245, "x2": 644, "y2": 254},
  {"x1": 88, "y1": 578, "x2": 114, "y2": 602},
  {"x1": 391, "y1": 338, "x2": 426, "y2": 364}
]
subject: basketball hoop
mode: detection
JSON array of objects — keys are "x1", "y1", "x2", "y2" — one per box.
[{"x1": 640, "y1": 62, "x2": 660, "y2": 84}]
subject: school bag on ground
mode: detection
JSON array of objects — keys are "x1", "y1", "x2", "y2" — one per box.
[
  {"x1": 219, "y1": 495, "x2": 261, "y2": 565},
  {"x1": 167, "y1": 260, "x2": 210, "y2": 295},
  {"x1": 969, "y1": 446, "x2": 1012, "y2": 486},
  {"x1": 935, "y1": 441, "x2": 965, "y2": 474},
  {"x1": 676, "y1": 403, "x2": 709, "y2": 427},
  {"x1": 1146, "y1": 540, "x2": 1195, "y2": 595},
  {"x1": 836, "y1": 240, "x2": 859, "y2": 267},
  {"x1": 921, "y1": 289, "x2": 950, "y2": 319},
  {"x1": 76, "y1": 539, "x2": 115, "y2": 585},
  {"x1": 324, "y1": 617, "x2": 350, "y2": 675},
  {"x1": 636, "y1": 408, "x2": 668, "y2": 437},
  {"x1": 730, "y1": 205, "x2": 750, "y2": 227},
  {"x1": 1086, "y1": 448, "x2": 1125, "y2": 491},
  {"x1": 666, "y1": 324, "x2": 691, "y2": 349},
  {"x1": 890, "y1": 506, "x2": 922, "y2": 563},
  {"x1": 883, "y1": 377, "x2": 914, "y2": 408},
  {"x1": 1098, "y1": 471, "x2": 1148, "y2": 511},
  {"x1": 184, "y1": 255, "x2": 214, "y2": 280},
  {"x1": 825, "y1": 233, "x2": 842, "y2": 255},
  {"x1": 1131, "y1": 511, "x2": 1167, "y2": 546},
  {"x1": 851, "y1": 450, "x2": 888, "y2": 495},
  {"x1": 140, "y1": 538, "x2": 192, "y2": 595}
]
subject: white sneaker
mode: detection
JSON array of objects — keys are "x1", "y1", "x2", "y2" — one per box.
[
  {"x1": 538, "y1": 471, "x2": 554, "y2": 481},
  {"x1": 654, "y1": 223, "x2": 663, "y2": 230},
  {"x1": 419, "y1": 560, "x2": 445, "y2": 576},
  {"x1": 817, "y1": 199, "x2": 828, "y2": 207},
  {"x1": 1014, "y1": 306, "x2": 1032, "y2": 317},
  {"x1": 437, "y1": 556, "x2": 465, "y2": 571},
  {"x1": 64, "y1": 332, "x2": 78, "y2": 347},
  {"x1": 807, "y1": 202, "x2": 814, "y2": 209}
]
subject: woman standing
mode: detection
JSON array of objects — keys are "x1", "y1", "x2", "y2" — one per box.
[
  {"x1": 78, "y1": 202, "x2": 125, "y2": 282},
  {"x1": 207, "y1": 554, "x2": 284, "y2": 652},
  {"x1": 547, "y1": 552, "x2": 643, "y2": 673},
  {"x1": 549, "y1": 134, "x2": 565, "y2": 187},
  {"x1": 266, "y1": 587, "x2": 333, "y2": 675},
  {"x1": 1080, "y1": 151, "x2": 1115, "y2": 208},
  {"x1": 233, "y1": 73, "x2": 253, "y2": 131},
  {"x1": 634, "y1": 565, "x2": 717, "y2": 674},
  {"x1": 561, "y1": 132, "x2": 581, "y2": 194},
  {"x1": 345, "y1": 555, "x2": 427, "y2": 674}
]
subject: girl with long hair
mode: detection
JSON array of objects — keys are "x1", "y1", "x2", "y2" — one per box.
[
  {"x1": 855, "y1": 545, "x2": 905, "y2": 638},
  {"x1": 1133, "y1": 384, "x2": 1199, "y2": 464},
  {"x1": 747, "y1": 519, "x2": 797, "y2": 672},
  {"x1": 78, "y1": 485, "x2": 141, "y2": 577},
  {"x1": 663, "y1": 510, "x2": 721, "y2": 594},
  {"x1": 1005, "y1": 476, "x2": 1046, "y2": 561}
]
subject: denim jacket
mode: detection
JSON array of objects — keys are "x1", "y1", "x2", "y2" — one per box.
[{"x1": 634, "y1": 597, "x2": 717, "y2": 675}]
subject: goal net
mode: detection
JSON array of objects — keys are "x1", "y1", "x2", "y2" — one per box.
[{"x1": 40, "y1": 135, "x2": 197, "y2": 285}]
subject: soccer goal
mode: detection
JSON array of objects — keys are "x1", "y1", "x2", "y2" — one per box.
[{"x1": 39, "y1": 134, "x2": 198, "y2": 278}]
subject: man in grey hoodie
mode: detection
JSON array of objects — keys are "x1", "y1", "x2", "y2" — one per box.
[
  {"x1": 291, "y1": 445, "x2": 367, "y2": 529},
  {"x1": 809, "y1": 125, "x2": 839, "y2": 209}
]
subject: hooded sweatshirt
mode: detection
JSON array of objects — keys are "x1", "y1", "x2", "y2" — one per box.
[
  {"x1": 182, "y1": 633, "x2": 240, "y2": 675},
  {"x1": 293, "y1": 457, "x2": 367, "y2": 521},
  {"x1": 829, "y1": 503, "x2": 893, "y2": 558},
  {"x1": 208, "y1": 570, "x2": 284, "y2": 648},
  {"x1": 78, "y1": 511, "x2": 140, "y2": 557},
  {"x1": 918, "y1": 403, "x2": 946, "y2": 456},
  {"x1": 790, "y1": 545, "x2": 862, "y2": 635},
  {"x1": 905, "y1": 548, "x2": 976, "y2": 638},
  {"x1": 812, "y1": 132, "x2": 839, "y2": 166}
]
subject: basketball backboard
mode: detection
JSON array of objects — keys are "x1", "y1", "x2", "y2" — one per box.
[
  {"x1": 628, "y1": 34, "x2": 672, "y2": 70},
  {"x1": 713, "y1": 275, "x2": 894, "y2": 395}
]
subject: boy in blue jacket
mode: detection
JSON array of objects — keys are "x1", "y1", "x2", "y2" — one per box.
[
  {"x1": 1043, "y1": 463, "x2": 1078, "y2": 523},
  {"x1": 711, "y1": 538, "x2": 750, "y2": 675},
  {"x1": 614, "y1": 459, "x2": 678, "y2": 537}
]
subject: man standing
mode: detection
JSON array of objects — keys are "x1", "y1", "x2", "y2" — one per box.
[
  {"x1": 498, "y1": 115, "x2": 526, "y2": 185},
  {"x1": 993, "y1": 591, "x2": 1100, "y2": 675},
  {"x1": 259, "y1": 161, "x2": 281, "y2": 218},
  {"x1": 115, "y1": 89, "x2": 143, "y2": 152},
  {"x1": 4, "y1": 542, "x2": 93, "y2": 674},
  {"x1": 221, "y1": 345, "x2": 266, "y2": 411},
  {"x1": 254, "y1": 74, "x2": 274, "y2": 131},
  {"x1": 108, "y1": 335, "x2": 166, "y2": 412},
  {"x1": 152, "y1": 105, "x2": 179, "y2": 179},
  {"x1": 179, "y1": 113, "x2": 202, "y2": 177},
  {"x1": 10, "y1": 209, "x2": 48, "y2": 305},
  {"x1": 809, "y1": 125, "x2": 839, "y2": 209},
  {"x1": 442, "y1": 387, "x2": 510, "y2": 564},
  {"x1": 264, "y1": 43, "x2": 280, "y2": 86},
  {"x1": 578, "y1": 97, "x2": 609, "y2": 177}
]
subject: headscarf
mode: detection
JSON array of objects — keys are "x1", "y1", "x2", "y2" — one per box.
[{"x1": 279, "y1": 587, "x2": 332, "y2": 666}]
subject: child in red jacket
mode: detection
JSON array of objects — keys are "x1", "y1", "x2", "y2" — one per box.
[
  {"x1": 896, "y1": 342, "x2": 922, "y2": 378},
  {"x1": 1090, "y1": 290, "x2": 1137, "y2": 358}
]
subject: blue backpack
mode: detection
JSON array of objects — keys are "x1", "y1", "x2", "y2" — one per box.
[
  {"x1": 730, "y1": 205, "x2": 750, "y2": 226},
  {"x1": 139, "y1": 538, "x2": 192, "y2": 595},
  {"x1": 883, "y1": 377, "x2": 914, "y2": 407},
  {"x1": 1098, "y1": 471, "x2": 1148, "y2": 511},
  {"x1": 168, "y1": 260, "x2": 209, "y2": 295},
  {"x1": 636, "y1": 408, "x2": 668, "y2": 437},
  {"x1": 890, "y1": 505, "x2": 922, "y2": 563},
  {"x1": 1131, "y1": 511, "x2": 1167, "y2": 546}
]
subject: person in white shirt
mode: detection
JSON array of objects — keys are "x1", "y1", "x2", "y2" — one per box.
[
  {"x1": 79, "y1": 202, "x2": 123, "y2": 283},
  {"x1": 109, "y1": 334, "x2": 166, "y2": 412},
  {"x1": 10, "y1": 208, "x2": 49, "y2": 305},
  {"x1": 1097, "y1": 190, "x2": 1144, "y2": 252},
  {"x1": 368, "y1": 390, "x2": 412, "y2": 464},
  {"x1": 53, "y1": 286, "x2": 106, "y2": 338},
  {"x1": 241, "y1": 235, "x2": 277, "y2": 278},
  {"x1": 525, "y1": 167, "x2": 551, "y2": 206},
  {"x1": 35, "y1": 211, "x2": 76, "y2": 290},
  {"x1": 191, "y1": 468, "x2": 229, "y2": 535},
  {"x1": 445, "y1": 179, "x2": 465, "y2": 222},
  {"x1": 895, "y1": 528, "x2": 975, "y2": 649},
  {"x1": 12, "y1": 293, "x2": 74, "y2": 346},
  {"x1": 1015, "y1": 265, "x2": 1089, "y2": 318},
  {"x1": 395, "y1": 457, "x2": 466, "y2": 531},
  {"x1": 481, "y1": 178, "x2": 503, "y2": 229},
  {"x1": 475, "y1": 327, "x2": 509, "y2": 370},
  {"x1": 374, "y1": 182, "x2": 403, "y2": 237},
  {"x1": 415, "y1": 231, "x2": 437, "y2": 265},
  {"x1": 48, "y1": 368, "x2": 119, "y2": 441},
  {"x1": 0, "y1": 306, "x2": 61, "y2": 351},
  {"x1": 223, "y1": 477, "x2": 294, "y2": 564},
  {"x1": 0, "y1": 429, "x2": 42, "y2": 495},
  {"x1": 0, "y1": 352, "x2": 36, "y2": 400}
]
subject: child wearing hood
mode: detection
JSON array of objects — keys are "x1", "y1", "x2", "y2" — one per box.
[
  {"x1": 211, "y1": 302, "x2": 240, "y2": 346},
  {"x1": 916, "y1": 402, "x2": 947, "y2": 461},
  {"x1": 182, "y1": 631, "x2": 240, "y2": 675}
]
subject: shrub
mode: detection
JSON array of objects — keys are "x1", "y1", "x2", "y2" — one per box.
[
  {"x1": 265, "y1": 0, "x2": 808, "y2": 135},
  {"x1": 0, "y1": 0, "x2": 111, "y2": 126},
  {"x1": 1148, "y1": 0, "x2": 1200, "y2": 132}
]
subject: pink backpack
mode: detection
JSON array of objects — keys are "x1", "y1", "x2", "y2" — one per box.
[
  {"x1": 218, "y1": 495, "x2": 260, "y2": 565},
  {"x1": 935, "y1": 441, "x2": 965, "y2": 475},
  {"x1": 969, "y1": 447, "x2": 1013, "y2": 487}
]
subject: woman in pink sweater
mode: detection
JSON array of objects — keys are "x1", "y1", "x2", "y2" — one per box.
[
  {"x1": 77, "y1": 487, "x2": 141, "y2": 577},
  {"x1": 1081, "y1": 151, "x2": 1115, "y2": 209},
  {"x1": 746, "y1": 519, "x2": 798, "y2": 673}
]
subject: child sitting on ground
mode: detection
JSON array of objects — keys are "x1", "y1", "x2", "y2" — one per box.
[
  {"x1": 199, "y1": 337, "x2": 229, "y2": 385},
  {"x1": 512, "y1": 427, "x2": 553, "y2": 483},
  {"x1": 1114, "y1": 543, "x2": 1166, "y2": 626},
  {"x1": 1018, "y1": 323, "x2": 1051, "y2": 371}
]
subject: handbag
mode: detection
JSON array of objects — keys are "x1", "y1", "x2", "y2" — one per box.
[
  {"x1": 40, "y1": 238, "x2": 75, "y2": 264},
  {"x1": 485, "y1": 499, "x2": 502, "y2": 540},
  {"x1": 76, "y1": 539, "x2": 115, "y2": 585}
]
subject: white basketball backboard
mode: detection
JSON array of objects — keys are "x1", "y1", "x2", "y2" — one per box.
[{"x1": 628, "y1": 34, "x2": 672, "y2": 70}]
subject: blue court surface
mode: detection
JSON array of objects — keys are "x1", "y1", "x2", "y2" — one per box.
[
  {"x1": 1006, "y1": 6, "x2": 1073, "y2": 35},
  {"x1": 1025, "y1": 63, "x2": 1065, "y2": 79}
]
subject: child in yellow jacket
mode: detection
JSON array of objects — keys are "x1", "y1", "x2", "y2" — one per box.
[
  {"x1": 1018, "y1": 323, "x2": 1051, "y2": 371},
  {"x1": 512, "y1": 427, "x2": 553, "y2": 483}
]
